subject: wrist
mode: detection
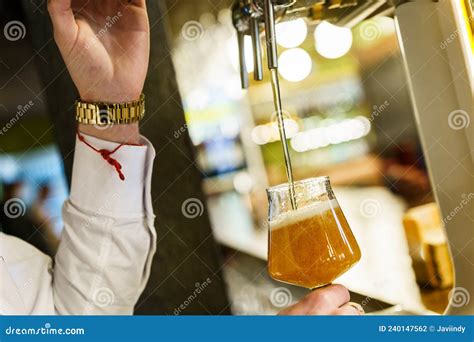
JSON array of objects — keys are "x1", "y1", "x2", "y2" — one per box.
[
  {"x1": 78, "y1": 91, "x2": 143, "y2": 104},
  {"x1": 75, "y1": 93, "x2": 145, "y2": 144},
  {"x1": 78, "y1": 124, "x2": 141, "y2": 145}
]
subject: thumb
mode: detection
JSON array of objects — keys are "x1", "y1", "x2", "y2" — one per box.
[{"x1": 47, "y1": 0, "x2": 78, "y2": 53}]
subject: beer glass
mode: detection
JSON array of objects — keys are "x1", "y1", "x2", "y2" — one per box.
[{"x1": 267, "y1": 177, "x2": 361, "y2": 289}]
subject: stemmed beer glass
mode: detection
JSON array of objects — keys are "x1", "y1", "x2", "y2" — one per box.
[{"x1": 267, "y1": 177, "x2": 361, "y2": 289}]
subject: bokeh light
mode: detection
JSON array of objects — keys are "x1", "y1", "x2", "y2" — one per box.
[
  {"x1": 275, "y1": 18, "x2": 308, "y2": 48},
  {"x1": 278, "y1": 48, "x2": 312, "y2": 82},
  {"x1": 314, "y1": 21, "x2": 353, "y2": 59}
]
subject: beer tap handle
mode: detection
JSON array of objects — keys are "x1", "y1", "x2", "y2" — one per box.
[
  {"x1": 263, "y1": 0, "x2": 278, "y2": 70},
  {"x1": 237, "y1": 31, "x2": 250, "y2": 89},
  {"x1": 250, "y1": 16, "x2": 264, "y2": 81}
]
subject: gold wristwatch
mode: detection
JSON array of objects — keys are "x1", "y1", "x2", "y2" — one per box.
[{"x1": 75, "y1": 94, "x2": 145, "y2": 125}]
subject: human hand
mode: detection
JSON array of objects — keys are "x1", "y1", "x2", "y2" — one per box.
[
  {"x1": 278, "y1": 284, "x2": 364, "y2": 315},
  {"x1": 48, "y1": 0, "x2": 149, "y2": 103},
  {"x1": 48, "y1": 0, "x2": 149, "y2": 143}
]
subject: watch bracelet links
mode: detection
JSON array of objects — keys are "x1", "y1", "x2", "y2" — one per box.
[{"x1": 75, "y1": 94, "x2": 145, "y2": 125}]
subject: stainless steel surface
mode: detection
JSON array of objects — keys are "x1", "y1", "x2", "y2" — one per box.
[
  {"x1": 263, "y1": 0, "x2": 298, "y2": 209},
  {"x1": 396, "y1": 0, "x2": 474, "y2": 315},
  {"x1": 231, "y1": 0, "x2": 395, "y2": 89},
  {"x1": 335, "y1": 0, "x2": 386, "y2": 27},
  {"x1": 237, "y1": 31, "x2": 249, "y2": 89},
  {"x1": 263, "y1": 0, "x2": 279, "y2": 69},
  {"x1": 250, "y1": 16, "x2": 264, "y2": 81},
  {"x1": 269, "y1": 68, "x2": 297, "y2": 210}
]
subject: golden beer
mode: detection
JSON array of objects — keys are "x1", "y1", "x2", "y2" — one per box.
[{"x1": 267, "y1": 178, "x2": 361, "y2": 289}]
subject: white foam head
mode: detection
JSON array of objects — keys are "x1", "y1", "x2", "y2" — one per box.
[{"x1": 270, "y1": 199, "x2": 339, "y2": 230}]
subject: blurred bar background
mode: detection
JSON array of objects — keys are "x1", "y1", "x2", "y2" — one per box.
[{"x1": 0, "y1": 0, "x2": 455, "y2": 314}]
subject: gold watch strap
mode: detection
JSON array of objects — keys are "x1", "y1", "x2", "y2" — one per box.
[{"x1": 75, "y1": 94, "x2": 145, "y2": 125}]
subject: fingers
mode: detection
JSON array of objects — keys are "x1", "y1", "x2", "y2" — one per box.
[
  {"x1": 277, "y1": 285, "x2": 365, "y2": 316},
  {"x1": 347, "y1": 302, "x2": 365, "y2": 315},
  {"x1": 48, "y1": 0, "x2": 72, "y2": 11},
  {"x1": 278, "y1": 284, "x2": 351, "y2": 315},
  {"x1": 48, "y1": 0, "x2": 78, "y2": 51},
  {"x1": 334, "y1": 302, "x2": 365, "y2": 316},
  {"x1": 305, "y1": 284, "x2": 350, "y2": 314}
]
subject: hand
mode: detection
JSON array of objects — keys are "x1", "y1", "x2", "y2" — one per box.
[
  {"x1": 278, "y1": 284, "x2": 364, "y2": 315},
  {"x1": 48, "y1": 0, "x2": 150, "y2": 143},
  {"x1": 48, "y1": 0, "x2": 149, "y2": 103}
]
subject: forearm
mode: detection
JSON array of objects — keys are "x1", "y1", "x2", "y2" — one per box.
[{"x1": 53, "y1": 133, "x2": 157, "y2": 315}]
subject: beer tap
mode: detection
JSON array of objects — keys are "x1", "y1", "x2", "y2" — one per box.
[
  {"x1": 232, "y1": 0, "x2": 292, "y2": 88},
  {"x1": 250, "y1": 16, "x2": 264, "y2": 81},
  {"x1": 263, "y1": 0, "x2": 279, "y2": 70},
  {"x1": 232, "y1": 1, "x2": 267, "y2": 88},
  {"x1": 237, "y1": 31, "x2": 249, "y2": 88},
  {"x1": 232, "y1": 0, "x2": 390, "y2": 89},
  {"x1": 232, "y1": 2, "x2": 251, "y2": 88}
]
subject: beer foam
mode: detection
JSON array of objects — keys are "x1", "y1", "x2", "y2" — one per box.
[{"x1": 269, "y1": 199, "x2": 339, "y2": 230}]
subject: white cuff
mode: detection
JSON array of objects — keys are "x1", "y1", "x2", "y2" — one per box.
[{"x1": 70, "y1": 133, "x2": 154, "y2": 218}]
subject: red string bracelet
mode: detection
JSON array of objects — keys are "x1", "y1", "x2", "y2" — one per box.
[{"x1": 76, "y1": 130, "x2": 142, "y2": 181}]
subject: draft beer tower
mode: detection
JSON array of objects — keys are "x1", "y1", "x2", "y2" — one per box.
[{"x1": 232, "y1": 0, "x2": 474, "y2": 314}]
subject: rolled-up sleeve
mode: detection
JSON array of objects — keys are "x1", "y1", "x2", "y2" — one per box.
[{"x1": 53, "y1": 133, "x2": 156, "y2": 315}]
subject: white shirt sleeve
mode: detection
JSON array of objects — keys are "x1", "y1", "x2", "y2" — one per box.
[{"x1": 0, "y1": 133, "x2": 156, "y2": 315}]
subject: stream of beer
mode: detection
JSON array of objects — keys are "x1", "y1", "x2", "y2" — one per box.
[{"x1": 270, "y1": 68, "x2": 297, "y2": 210}]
